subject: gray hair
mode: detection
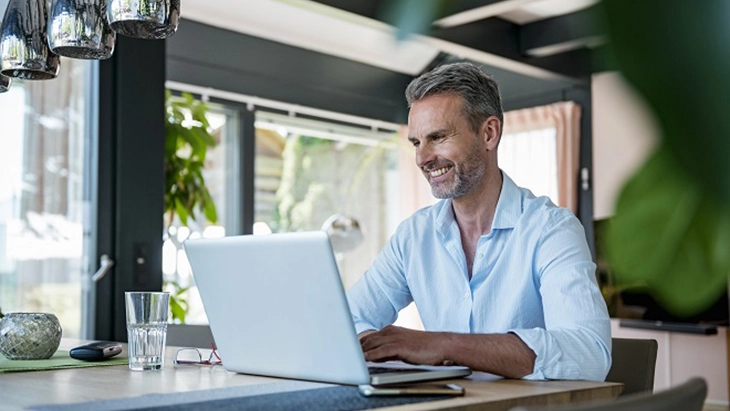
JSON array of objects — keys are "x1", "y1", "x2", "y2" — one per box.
[{"x1": 405, "y1": 62, "x2": 503, "y2": 134}]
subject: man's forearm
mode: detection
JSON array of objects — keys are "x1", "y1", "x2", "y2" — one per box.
[{"x1": 442, "y1": 332, "x2": 536, "y2": 379}]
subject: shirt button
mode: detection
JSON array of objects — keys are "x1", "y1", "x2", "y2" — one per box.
[{"x1": 464, "y1": 292, "x2": 470, "y2": 300}]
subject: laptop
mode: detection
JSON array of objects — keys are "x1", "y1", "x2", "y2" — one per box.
[{"x1": 184, "y1": 231, "x2": 471, "y2": 386}]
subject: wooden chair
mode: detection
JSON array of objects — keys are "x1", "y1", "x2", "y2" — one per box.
[
  {"x1": 510, "y1": 377, "x2": 707, "y2": 411},
  {"x1": 606, "y1": 337, "x2": 658, "y2": 396}
]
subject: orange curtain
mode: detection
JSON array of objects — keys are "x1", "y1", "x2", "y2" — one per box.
[{"x1": 503, "y1": 102, "x2": 581, "y2": 214}]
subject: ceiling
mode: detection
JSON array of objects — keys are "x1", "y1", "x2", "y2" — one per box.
[
  {"x1": 181, "y1": 0, "x2": 609, "y2": 81},
  {"x1": 0, "y1": 0, "x2": 611, "y2": 116}
]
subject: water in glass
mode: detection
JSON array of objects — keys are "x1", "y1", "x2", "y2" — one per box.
[{"x1": 127, "y1": 322, "x2": 167, "y2": 370}]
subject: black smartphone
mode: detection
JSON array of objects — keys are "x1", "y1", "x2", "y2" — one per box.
[
  {"x1": 358, "y1": 383, "x2": 465, "y2": 397},
  {"x1": 69, "y1": 341, "x2": 123, "y2": 361}
]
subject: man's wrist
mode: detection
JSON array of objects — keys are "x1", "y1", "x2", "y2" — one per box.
[{"x1": 358, "y1": 330, "x2": 376, "y2": 341}]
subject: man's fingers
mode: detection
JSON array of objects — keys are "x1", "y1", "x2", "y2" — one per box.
[
  {"x1": 363, "y1": 344, "x2": 399, "y2": 362},
  {"x1": 360, "y1": 334, "x2": 382, "y2": 351},
  {"x1": 358, "y1": 330, "x2": 376, "y2": 342}
]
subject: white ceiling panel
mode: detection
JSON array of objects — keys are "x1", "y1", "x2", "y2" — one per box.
[
  {"x1": 500, "y1": 0, "x2": 600, "y2": 24},
  {"x1": 181, "y1": 0, "x2": 439, "y2": 76}
]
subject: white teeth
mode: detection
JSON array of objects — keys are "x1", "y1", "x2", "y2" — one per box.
[{"x1": 429, "y1": 167, "x2": 450, "y2": 177}]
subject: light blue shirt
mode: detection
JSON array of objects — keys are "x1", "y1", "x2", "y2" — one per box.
[{"x1": 347, "y1": 172, "x2": 611, "y2": 381}]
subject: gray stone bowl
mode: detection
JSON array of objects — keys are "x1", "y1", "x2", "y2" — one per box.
[{"x1": 0, "y1": 313, "x2": 63, "y2": 360}]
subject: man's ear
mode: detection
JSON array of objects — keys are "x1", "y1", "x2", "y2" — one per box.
[{"x1": 480, "y1": 116, "x2": 501, "y2": 151}]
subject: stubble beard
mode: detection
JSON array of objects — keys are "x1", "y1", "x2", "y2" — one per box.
[{"x1": 429, "y1": 145, "x2": 487, "y2": 199}]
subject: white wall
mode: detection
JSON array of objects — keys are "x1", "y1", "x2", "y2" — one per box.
[{"x1": 591, "y1": 71, "x2": 660, "y2": 220}]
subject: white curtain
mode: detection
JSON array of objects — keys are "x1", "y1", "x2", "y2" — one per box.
[
  {"x1": 499, "y1": 127, "x2": 559, "y2": 204},
  {"x1": 502, "y1": 102, "x2": 581, "y2": 214}
]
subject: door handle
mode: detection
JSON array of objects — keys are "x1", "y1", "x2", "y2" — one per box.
[{"x1": 91, "y1": 254, "x2": 115, "y2": 283}]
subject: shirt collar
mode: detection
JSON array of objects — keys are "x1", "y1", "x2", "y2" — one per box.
[
  {"x1": 491, "y1": 171, "x2": 521, "y2": 230},
  {"x1": 434, "y1": 170, "x2": 522, "y2": 235}
]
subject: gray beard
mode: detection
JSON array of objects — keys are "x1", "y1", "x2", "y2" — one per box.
[{"x1": 429, "y1": 149, "x2": 487, "y2": 199}]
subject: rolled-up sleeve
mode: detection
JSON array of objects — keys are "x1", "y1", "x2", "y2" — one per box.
[
  {"x1": 509, "y1": 212, "x2": 612, "y2": 381},
  {"x1": 347, "y1": 230, "x2": 413, "y2": 335}
]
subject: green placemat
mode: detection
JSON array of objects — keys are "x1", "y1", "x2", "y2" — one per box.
[{"x1": 0, "y1": 350, "x2": 128, "y2": 373}]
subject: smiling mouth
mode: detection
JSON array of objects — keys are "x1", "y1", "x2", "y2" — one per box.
[{"x1": 428, "y1": 166, "x2": 452, "y2": 178}]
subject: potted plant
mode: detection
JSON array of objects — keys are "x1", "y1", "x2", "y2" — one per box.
[{"x1": 164, "y1": 90, "x2": 219, "y2": 323}]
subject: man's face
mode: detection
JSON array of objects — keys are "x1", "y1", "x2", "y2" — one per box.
[{"x1": 408, "y1": 94, "x2": 487, "y2": 199}]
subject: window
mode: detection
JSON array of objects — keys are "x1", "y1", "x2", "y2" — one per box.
[
  {"x1": 254, "y1": 111, "x2": 400, "y2": 289},
  {"x1": 0, "y1": 58, "x2": 94, "y2": 338},
  {"x1": 500, "y1": 102, "x2": 581, "y2": 212},
  {"x1": 499, "y1": 127, "x2": 559, "y2": 203},
  {"x1": 160, "y1": 84, "x2": 404, "y2": 325},
  {"x1": 162, "y1": 99, "x2": 240, "y2": 324}
]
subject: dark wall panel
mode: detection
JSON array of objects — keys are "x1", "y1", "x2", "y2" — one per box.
[
  {"x1": 167, "y1": 20, "x2": 412, "y2": 124},
  {"x1": 97, "y1": 36, "x2": 166, "y2": 341}
]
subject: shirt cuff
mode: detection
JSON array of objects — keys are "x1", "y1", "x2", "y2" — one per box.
[
  {"x1": 508, "y1": 328, "x2": 553, "y2": 380},
  {"x1": 354, "y1": 321, "x2": 377, "y2": 336}
]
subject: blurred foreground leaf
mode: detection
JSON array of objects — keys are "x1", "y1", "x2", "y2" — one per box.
[
  {"x1": 605, "y1": 146, "x2": 730, "y2": 316},
  {"x1": 603, "y1": 0, "x2": 730, "y2": 204},
  {"x1": 380, "y1": 0, "x2": 454, "y2": 40}
]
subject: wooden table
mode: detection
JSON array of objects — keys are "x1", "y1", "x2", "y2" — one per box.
[{"x1": 0, "y1": 339, "x2": 623, "y2": 410}]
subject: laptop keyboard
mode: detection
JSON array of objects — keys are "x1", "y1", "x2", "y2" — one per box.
[{"x1": 368, "y1": 366, "x2": 423, "y2": 375}]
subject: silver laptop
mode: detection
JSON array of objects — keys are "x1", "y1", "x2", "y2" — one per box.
[{"x1": 184, "y1": 231, "x2": 471, "y2": 386}]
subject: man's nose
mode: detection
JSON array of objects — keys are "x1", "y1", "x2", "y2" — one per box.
[{"x1": 416, "y1": 144, "x2": 434, "y2": 169}]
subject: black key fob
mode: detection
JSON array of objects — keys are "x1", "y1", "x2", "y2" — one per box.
[{"x1": 70, "y1": 341, "x2": 123, "y2": 361}]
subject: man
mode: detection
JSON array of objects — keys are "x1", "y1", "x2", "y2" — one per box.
[{"x1": 346, "y1": 62, "x2": 611, "y2": 380}]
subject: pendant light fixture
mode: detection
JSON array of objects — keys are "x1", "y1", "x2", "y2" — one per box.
[
  {"x1": 0, "y1": 0, "x2": 60, "y2": 80},
  {"x1": 47, "y1": 0, "x2": 116, "y2": 60},
  {"x1": 106, "y1": 0, "x2": 180, "y2": 40},
  {"x1": 0, "y1": 74, "x2": 10, "y2": 93}
]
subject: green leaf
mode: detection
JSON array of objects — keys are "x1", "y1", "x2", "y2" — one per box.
[
  {"x1": 175, "y1": 198, "x2": 189, "y2": 226},
  {"x1": 165, "y1": 127, "x2": 178, "y2": 156},
  {"x1": 170, "y1": 297, "x2": 187, "y2": 324},
  {"x1": 178, "y1": 127, "x2": 205, "y2": 157},
  {"x1": 602, "y1": 0, "x2": 730, "y2": 204},
  {"x1": 170, "y1": 106, "x2": 185, "y2": 124},
  {"x1": 182, "y1": 92, "x2": 195, "y2": 106},
  {"x1": 605, "y1": 146, "x2": 730, "y2": 316},
  {"x1": 164, "y1": 89, "x2": 219, "y2": 226},
  {"x1": 203, "y1": 189, "x2": 218, "y2": 224},
  {"x1": 193, "y1": 127, "x2": 216, "y2": 147}
]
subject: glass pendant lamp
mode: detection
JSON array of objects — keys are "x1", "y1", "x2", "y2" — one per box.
[
  {"x1": 47, "y1": 0, "x2": 116, "y2": 60},
  {"x1": 0, "y1": 0, "x2": 60, "y2": 80},
  {"x1": 106, "y1": 0, "x2": 180, "y2": 40}
]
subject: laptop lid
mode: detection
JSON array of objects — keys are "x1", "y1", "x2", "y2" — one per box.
[{"x1": 184, "y1": 231, "x2": 470, "y2": 386}]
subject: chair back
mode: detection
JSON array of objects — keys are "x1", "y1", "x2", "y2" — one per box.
[
  {"x1": 606, "y1": 337, "x2": 658, "y2": 395},
  {"x1": 510, "y1": 377, "x2": 707, "y2": 411}
]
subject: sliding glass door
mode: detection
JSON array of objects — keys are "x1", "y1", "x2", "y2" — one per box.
[{"x1": 0, "y1": 58, "x2": 96, "y2": 338}]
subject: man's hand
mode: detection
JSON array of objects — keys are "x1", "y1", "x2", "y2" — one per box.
[
  {"x1": 359, "y1": 327, "x2": 536, "y2": 378},
  {"x1": 359, "y1": 325, "x2": 452, "y2": 366}
]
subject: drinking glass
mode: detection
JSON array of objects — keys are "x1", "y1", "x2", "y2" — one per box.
[{"x1": 125, "y1": 291, "x2": 170, "y2": 370}]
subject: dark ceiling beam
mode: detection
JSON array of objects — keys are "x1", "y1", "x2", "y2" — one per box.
[
  {"x1": 520, "y1": 5, "x2": 608, "y2": 57},
  {"x1": 432, "y1": 18, "x2": 594, "y2": 78},
  {"x1": 312, "y1": 0, "x2": 598, "y2": 78},
  {"x1": 311, "y1": 0, "x2": 381, "y2": 19},
  {"x1": 432, "y1": 18, "x2": 521, "y2": 60}
]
